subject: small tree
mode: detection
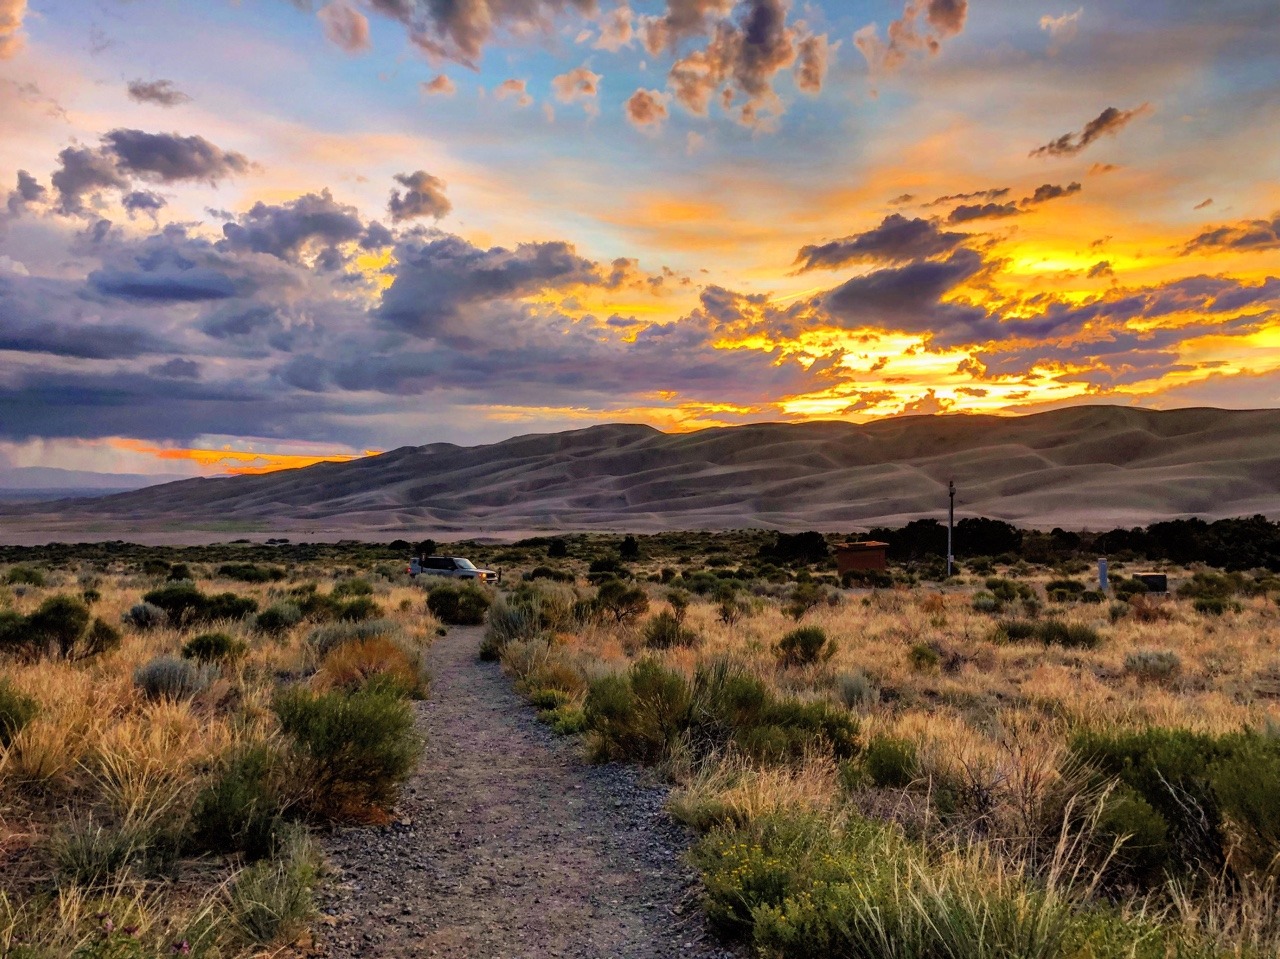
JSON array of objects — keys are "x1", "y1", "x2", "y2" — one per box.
[
  {"x1": 619, "y1": 535, "x2": 641, "y2": 560},
  {"x1": 595, "y1": 578, "x2": 649, "y2": 625}
]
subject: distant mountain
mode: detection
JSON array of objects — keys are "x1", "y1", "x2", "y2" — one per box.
[
  {"x1": 4, "y1": 406, "x2": 1280, "y2": 541},
  {"x1": 0, "y1": 468, "x2": 191, "y2": 502}
]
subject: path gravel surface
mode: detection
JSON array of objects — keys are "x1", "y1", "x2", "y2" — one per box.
[{"x1": 314, "y1": 626, "x2": 739, "y2": 959}]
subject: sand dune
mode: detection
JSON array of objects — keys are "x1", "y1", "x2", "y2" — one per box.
[{"x1": 4, "y1": 406, "x2": 1280, "y2": 543}]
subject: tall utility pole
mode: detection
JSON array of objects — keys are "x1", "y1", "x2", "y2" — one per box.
[{"x1": 947, "y1": 479, "x2": 956, "y2": 578}]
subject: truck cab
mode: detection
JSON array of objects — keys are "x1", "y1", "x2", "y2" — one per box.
[{"x1": 408, "y1": 555, "x2": 499, "y2": 583}]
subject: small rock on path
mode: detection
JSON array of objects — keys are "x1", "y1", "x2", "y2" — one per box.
[{"x1": 314, "y1": 626, "x2": 739, "y2": 959}]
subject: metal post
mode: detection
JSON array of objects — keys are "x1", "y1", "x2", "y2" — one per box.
[{"x1": 947, "y1": 479, "x2": 955, "y2": 577}]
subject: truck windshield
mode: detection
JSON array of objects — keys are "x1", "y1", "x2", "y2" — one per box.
[{"x1": 454, "y1": 558, "x2": 476, "y2": 570}]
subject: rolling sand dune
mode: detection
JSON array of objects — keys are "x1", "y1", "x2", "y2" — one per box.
[{"x1": 3, "y1": 406, "x2": 1279, "y2": 544}]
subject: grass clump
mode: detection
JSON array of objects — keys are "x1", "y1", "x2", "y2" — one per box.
[
  {"x1": 0, "y1": 678, "x2": 38, "y2": 747},
  {"x1": 273, "y1": 684, "x2": 422, "y2": 820},
  {"x1": 189, "y1": 744, "x2": 288, "y2": 860},
  {"x1": 314, "y1": 636, "x2": 428, "y2": 698},
  {"x1": 142, "y1": 583, "x2": 258, "y2": 626},
  {"x1": 1123, "y1": 649, "x2": 1182, "y2": 683},
  {"x1": 255, "y1": 601, "x2": 302, "y2": 636},
  {"x1": 644, "y1": 610, "x2": 698, "y2": 650},
  {"x1": 226, "y1": 825, "x2": 319, "y2": 947}
]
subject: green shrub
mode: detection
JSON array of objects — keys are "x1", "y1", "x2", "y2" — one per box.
[
  {"x1": 594, "y1": 578, "x2": 649, "y2": 624},
  {"x1": 776, "y1": 626, "x2": 835, "y2": 668},
  {"x1": 331, "y1": 577, "x2": 373, "y2": 598},
  {"x1": 1046, "y1": 578, "x2": 1086, "y2": 595},
  {"x1": 24, "y1": 595, "x2": 90, "y2": 656},
  {"x1": 182, "y1": 631, "x2": 246, "y2": 664},
  {"x1": 1035, "y1": 619, "x2": 1102, "y2": 649},
  {"x1": 643, "y1": 610, "x2": 697, "y2": 649},
  {"x1": 81, "y1": 587, "x2": 102, "y2": 605},
  {"x1": 1097, "y1": 788, "x2": 1171, "y2": 884},
  {"x1": 307, "y1": 618, "x2": 401, "y2": 657},
  {"x1": 0, "y1": 609, "x2": 29, "y2": 654},
  {"x1": 971, "y1": 591, "x2": 1002, "y2": 613},
  {"x1": 524, "y1": 565, "x2": 574, "y2": 583},
  {"x1": 427, "y1": 583, "x2": 492, "y2": 626},
  {"x1": 273, "y1": 684, "x2": 422, "y2": 819},
  {"x1": 1071, "y1": 726, "x2": 1280, "y2": 884},
  {"x1": 134, "y1": 655, "x2": 216, "y2": 701},
  {"x1": 1193, "y1": 596, "x2": 1231, "y2": 616},
  {"x1": 203, "y1": 592, "x2": 260, "y2": 622},
  {"x1": 842, "y1": 568, "x2": 893, "y2": 589},
  {"x1": 80, "y1": 617, "x2": 123, "y2": 659},
  {"x1": 189, "y1": 744, "x2": 286, "y2": 860},
  {"x1": 862, "y1": 735, "x2": 919, "y2": 788},
  {"x1": 122, "y1": 601, "x2": 168, "y2": 631},
  {"x1": 908, "y1": 642, "x2": 940, "y2": 671},
  {"x1": 783, "y1": 580, "x2": 828, "y2": 620},
  {"x1": 4, "y1": 565, "x2": 45, "y2": 586},
  {"x1": 226, "y1": 825, "x2": 318, "y2": 946},
  {"x1": 217, "y1": 563, "x2": 285, "y2": 583},
  {"x1": 584, "y1": 659, "x2": 690, "y2": 764},
  {"x1": 1123, "y1": 649, "x2": 1181, "y2": 683},
  {"x1": 1112, "y1": 577, "x2": 1149, "y2": 600},
  {"x1": 1177, "y1": 571, "x2": 1241, "y2": 601},
  {"x1": 256, "y1": 601, "x2": 303, "y2": 635},
  {"x1": 0, "y1": 679, "x2": 38, "y2": 748},
  {"x1": 480, "y1": 597, "x2": 543, "y2": 661},
  {"x1": 991, "y1": 619, "x2": 1038, "y2": 643}
]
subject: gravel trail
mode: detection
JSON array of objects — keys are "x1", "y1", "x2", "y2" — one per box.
[{"x1": 314, "y1": 626, "x2": 737, "y2": 959}]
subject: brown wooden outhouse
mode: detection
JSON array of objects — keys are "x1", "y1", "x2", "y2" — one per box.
[{"x1": 835, "y1": 541, "x2": 889, "y2": 575}]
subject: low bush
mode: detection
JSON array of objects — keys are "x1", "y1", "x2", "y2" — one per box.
[
  {"x1": 217, "y1": 563, "x2": 285, "y2": 583},
  {"x1": 971, "y1": 591, "x2": 1002, "y2": 613},
  {"x1": 1112, "y1": 577, "x2": 1150, "y2": 600},
  {"x1": 226, "y1": 825, "x2": 319, "y2": 946},
  {"x1": 331, "y1": 577, "x2": 374, "y2": 598},
  {"x1": 861, "y1": 735, "x2": 919, "y2": 788},
  {"x1": 134, "y1": 655, "x2": 217, "y2": 701},
  {"x1": 776, "y1": 626, "x2": 835, "y2": 668},
  {"x1": 4, "y1": 565, "x2": 45, "y2": 586},
  {"x1": 142, "y1": 583, "x2": 258, "y2": 625},
  {"x1": 594, "y1": 578, "x2": 649, "y2": 624},
  {"x1": 1193, "y1": 596, "x2": 1234, "y2": 616},
  {"x1": 1177, "y1": 571, "x2": 1243, "y2": 601},
  {"x1": 256, "y1": 601, "x2": 303, "y2": 635},
  {"x1": 841, "y1": 568, "x2": 893, "y2": 589},
  {"x1": 189, "y1": 744, "x2": 287, "y2": 860},
  {"x1": 307, "y1": 618, "x2": 402, "y2": 657},
  {"x1": 273, "y1": 684, "x2": 422, "y2": 820},
  {"x1": 1123, "y1": 649, "x2": 1182, "y2": 683},
  {"x1": 908, "y1": 642, "x2": 940, "y2": 671},
  {"x1": 985, "y1": 576, "x2": 1035, "y2": 603},
  {"x1": 525, "y1": 565, "x2": 574, "y2": 583},
  {"x1": 990, "y1": 618, "x2": 1038, "y2": 643},
  {"x1": 182, "y1": 631, "x2": 247, "y2": 664},
  {"x1": 0, "y1": 678, "x2": 38, "y2": 747},
  {"x1": 1035, "y1": 619, "x2": 1102, "y2": 649},
  {"x1": 314, "y1": 636, "x2": 427, "y2": 698},
  {"x1": 83, "y1": 617, "x2": 123, "y2": 658},
  {"x1": 1045, "y1": 578, "x2": 1086, "y2": 595},
  {"x1": 586, "y1": 657, "x2": 859, "y2": 767},
  {"x1": 122, "y1": 601, "x2": 168, "y2": 631},
  {"x1": 1072, "y1": 726, "x2": 1280, "y2": 886},
  {"x1": 643, "y1": 610, "x2": 697, "y2": 650},
  {"x1": 24, "y1": 595, "x2": 90, "y2": 657},
  {"x1": 427, "y1": 582, "x2": 492, "y2": 626},
  {"x1": 834, "y1": 671, "x2": 879, "y2": 710}
]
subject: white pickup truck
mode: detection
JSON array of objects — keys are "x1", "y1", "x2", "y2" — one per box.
[{"x1": 407, "y1": 555, "x2": 500, "y2": 583}]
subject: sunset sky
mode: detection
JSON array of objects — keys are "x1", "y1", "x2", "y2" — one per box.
[{"x1": 1, "y1": 0, "x2": 1277, "y2": 477}]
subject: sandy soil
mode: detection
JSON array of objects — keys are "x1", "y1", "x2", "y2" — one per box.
[{"x1": 313, "y1": 626, "x2": 737, "y2": 959}]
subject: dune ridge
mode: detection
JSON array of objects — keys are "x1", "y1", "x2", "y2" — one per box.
[{"x1": 4, "y1": 406, "x2": 1280, "y2": 542}]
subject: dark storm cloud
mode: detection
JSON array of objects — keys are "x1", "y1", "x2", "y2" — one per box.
[
  {"x1": 1030, "y1": 104, "x2": 1151, "y2": 158},
  {"x1": 150, "y1": 357, "x2": 201, "y2": 378},
  {"x1": 104, "y1": 129, "x2": 252, "y2": 184},
  {"x1": 376, "y1": 233, "x2": 600, "y2": 338},
  {"x1": 1183, "y1": 212, "x2": 1280, "y2": 253},
  {"x1": 51, "y1": 145, "x2": 130, "y2": 214},
  {"x1": 0, "y1": 274, "x2": 163, "y2": 358},
  {"x1": 126, "y1": 79, "x2": 193, "y2": 107},
  {"x1": 925, "y1": 187, "x2": 1009, "y2": 207},
  {"x1": 824, "y1": 248, "x2": 986, "y2": 332},
  {"x1": 220, "y1": 190, "x2": 368, "y2": 262},
  {"x1": 794, "y1": 214, "x2": 969, "y2": 271},
  {"x1": 5, "y1": 170, "x2": 46, "y2": 217},
  {"x1": 201, "y1": 304, "x2": 279, "y2": 339},
  {"x1": 947, "y1": 202, "x2": 1020, "y2": 223},
  {"x1": 122, "y1": 190, "x2": 166, "y2": 216},
  {"x1": 643, "y1": 0, "x2": 732, "y2": 53},
  {"x1": 1022, "y1": 182, "x2": 1082, "y2": 205},
  {"x1": 387, "y1": 171, "x2": 451, "y2": 221}
]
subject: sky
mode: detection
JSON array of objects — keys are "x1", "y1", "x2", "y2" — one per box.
[{"x1": 0, "y1": 0, "x2": 1278, "y2": 478}]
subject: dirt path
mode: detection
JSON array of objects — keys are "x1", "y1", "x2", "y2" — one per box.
[{"x1": 314, "y1": 626, "x2": 737, "y2": 959}]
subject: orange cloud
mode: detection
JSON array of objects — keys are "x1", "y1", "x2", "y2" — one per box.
[{"x1": 110, "y1": 439, "x2": 380, "y2": 475}]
